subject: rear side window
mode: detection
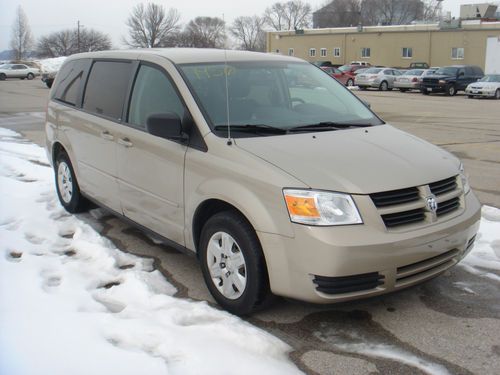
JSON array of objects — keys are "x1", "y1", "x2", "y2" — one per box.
[
  {"x1": 52, "y1": 59, "x2": 90, "y2": 106},
  {"x1": 128, "y1": 64, "x2": 184, "y2": 128},
  {"x1": 83, "y1": 61, "x2": 133, "y2": 120}
]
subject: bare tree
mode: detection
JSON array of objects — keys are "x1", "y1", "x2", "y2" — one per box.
[
  {"x1": 10, "y1": 6, "x2": 34, "y2": 60},
  {"x1": 182, "y1": 17, "x2": 226, "y2": 48},
  {"x1": 264, "y1": 1, "x2": 312, "y2": 31},
  {"x1": 314, "y1": 0, "x2": 361, "y2": 28},
  {"x1": 37, "y1": 28, "x2": 112, "y2": 57},
  {"x1": 230, "y1": 16, "x2": 266, "y2": 51},
  {"x1": 361, "y1": 0, "x2": 423, "y2": 25},
  {"x1": 124, "y1": 2, "x2": 180, "y2": 48},
  {"x1": 422, "y1": 0, "x2": 441, "y2": 21}
]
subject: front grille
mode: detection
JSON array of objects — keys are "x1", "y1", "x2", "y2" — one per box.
[
  {"x1": 313, "y1": 272, "x2": 384, "y2": 295},
  {"x1": 423, "y1": 78, "x2": 438, "y2": 84},
  {"x1": 381, "y1": 208, "x2": 426, "y2": 228},
  {"x1": 429, "y1": 176, "x2": 457, "y2": 196},
  {"x1": 370, "y1": 187, "x2": 420, "y2": 207},
  {"x1": 369, "y1": 175, "x2": 463, "y2": 230},
  {"x1": 395, "y1": 249, "x2": 459, "y2": 286},
  {"x1": 436, "y1": 197, "x2": 460, "y2": 216}
]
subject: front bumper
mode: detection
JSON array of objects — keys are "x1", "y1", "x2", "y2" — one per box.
[
  {"x1": 465, "y1": 88, "x2": 496, "y2": 97},
  {"x1": 258, "y1": 191, "x2": 481, "y2": 303}
]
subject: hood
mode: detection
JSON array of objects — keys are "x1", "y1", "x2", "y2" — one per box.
[
  {"x1": 468, "y1": 81, "x2": 498, "y2": 87},
  {"x1": 234, "y1": 125, "x2": 460, "y2": 194},
  {"x1": 427, "y1": 74, "x2": 453, "y2": 79}
]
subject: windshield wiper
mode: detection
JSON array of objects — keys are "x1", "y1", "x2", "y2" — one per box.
[
  {"x1": 288, "y1": 121, "x2": 371, "y2": 133},
  {"x1": 214, "y1": 124, "x2": 287, "y2": 134}
]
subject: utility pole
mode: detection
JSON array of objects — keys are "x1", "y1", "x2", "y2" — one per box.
[{"x1": 77, "y1": 20, "x2": 83, "y2": 53}]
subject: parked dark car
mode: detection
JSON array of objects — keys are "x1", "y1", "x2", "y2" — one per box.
[{"x1": 421, "y1": 65, "x2": 484, "y2": 96}]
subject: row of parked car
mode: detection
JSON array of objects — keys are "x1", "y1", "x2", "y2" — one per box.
[{"x1": 319, "y1": 62, "x2": 500, "y2": 99}]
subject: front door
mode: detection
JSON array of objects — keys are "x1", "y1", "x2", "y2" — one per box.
[{"x1": 115, "y1": 61, "x2": 187, "y2": 245}]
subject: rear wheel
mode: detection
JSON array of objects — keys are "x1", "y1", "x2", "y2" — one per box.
[
  {"x1": 379, "y1": 81, "x2": 388, "y2": 91},
  {"x1": 199, "y1": 211, "x2": 272, "y2": 315},
  {"x1": 346, "y1": 78, "x2": 354, "y2": 87},
  {"x1": 0, "y1": 73, "x2": 6, "y2": 81},
  {"x1": 55, "y1": 151, "x2": 89, "y2": 213},
  {"x1": 495, "y1": 89, "x2": 500, "y2": 100},
  {"x1": 27, "y1": 73, "x2": 34, "y2": 80}
]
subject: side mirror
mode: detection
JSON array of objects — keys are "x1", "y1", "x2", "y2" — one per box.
[{"x1": 146, "y1": 112, "x2": 188, "y2": 142}]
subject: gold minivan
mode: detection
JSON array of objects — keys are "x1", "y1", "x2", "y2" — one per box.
[{"x1": 46, "y1": 49, "x2": 481, "y2": 315}]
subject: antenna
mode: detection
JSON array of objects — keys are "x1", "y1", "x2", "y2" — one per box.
[{"x1": 222, "y1": 13, "x2": 232, "y2": 146}]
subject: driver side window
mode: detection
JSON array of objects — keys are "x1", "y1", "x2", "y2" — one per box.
[{"x1": 128, "y1": 64, "x2": 184, "y2": 129}]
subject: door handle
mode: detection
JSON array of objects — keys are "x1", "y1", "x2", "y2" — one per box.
[
  {"x1": 118, "y1": 137, "x2": 133, "y2": 148},
  {"x1": 100, "y1": 131, "x2": 114, "y2": 141}
]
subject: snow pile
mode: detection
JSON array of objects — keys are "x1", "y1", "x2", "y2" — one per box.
[
  {"x1": 35, "y1": 56, "x2": 67, "y2": 73},
  {"x1": 0, "y1": 128, "x2": 301, "y2": 375},
  {"x1": 459, "y1": 205, "x2": 500, "y2": 281}
]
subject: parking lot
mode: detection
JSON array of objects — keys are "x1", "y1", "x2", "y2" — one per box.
[{"x1": 1, "y1": 79, "x2": 500, "y2": 374}]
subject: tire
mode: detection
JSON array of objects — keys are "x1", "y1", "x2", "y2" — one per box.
[
  {"x1": 45, "y1": 80, "x2": 53, "y2": 89},
  {"x1": 422, "y1": 89, "x2": 429, "y2": 95},
  {"x1": 27, "y1": 73, "x2": 34, "y2": 80},
  {"x1": 199, "y1": 211, "x2": 272, "y2": 315},
  {"x1": 379, "y1": 81, "x2": 388, "y2": 91},
  {"x1": 399, "y1": 88, "x2": 408, "y2": 92},
  {"x1": 0, "y1": 73, "x2": 6, "y2": 81},
  {"x1": 346, "y1": 78, "x2": 354, "y2": 87},
  {"x1": 495, "y1": 89, "x2": 500, "y2": 100},
  {"x1": 445, "y1": 84, "x2": 457, "y2": 96},
  {"x1": 55, "y1": 151, "x2": 89, "y2": 213}
]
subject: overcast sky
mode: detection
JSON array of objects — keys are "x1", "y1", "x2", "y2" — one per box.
[{"x1": 0, "y1": 0, "x2": 487, "y2": 52}]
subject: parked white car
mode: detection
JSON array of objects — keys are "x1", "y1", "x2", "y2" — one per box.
[
  {"x1": 465, "y1": 74, "x2": 500, "y2": 99},
  {"x1": 394, "y1": 69, "x2": 425, "y2": 91},
  {"x1": 355, "y1": 67, "x2": 402, "y2": 91},
  {"x1": 0, "y1": 64, "x2": 40, "y2": 80}
]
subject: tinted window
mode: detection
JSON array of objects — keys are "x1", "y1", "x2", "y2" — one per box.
[
  {"x1": 472, "y1": 66, "x2": 484, "y2": 76},
  {"x1": 53, "y1": 59, "x2": 89, "y2": 106},
  {"x1": 128, "y1": 64, "x2": 184, "y2": 129},
  {"x1": 83, "y1": 61, "x2": 132, "y2": 120}
]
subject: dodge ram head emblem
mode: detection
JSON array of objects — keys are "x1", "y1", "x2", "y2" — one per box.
[{"x1": 426, "y1": 195, "x2": 438, "y2": 213}]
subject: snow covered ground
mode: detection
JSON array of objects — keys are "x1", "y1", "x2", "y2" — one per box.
[
  {"x1": 1, "y1": 128, "x2": 499, "y2": 375},
  {"x1": 0, "y1": 127, "x2": 301, "y2": 375}
]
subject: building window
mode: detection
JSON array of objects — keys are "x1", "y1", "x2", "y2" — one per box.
[
  {"x1": 288, "y1": 48, "x2": 294, "y2": 56},
  {"x1": 333, "y1": 47, "x2": 341, "y2": 57},
  {"x1": 309, "y1": 48, "x2": 316, "y2": 57},
  {"x1": 402, "y1": 47, "x2": 413, "y2": 58},
  {"x1": 451, "y1": 47, "x2": 464, "y2": 59},
  {"x1": 320, "y1": 48, "x2": 327, "y2": 57},
  {"x1": 361, "y1": 47, "x2": 371, "y2": 58}
]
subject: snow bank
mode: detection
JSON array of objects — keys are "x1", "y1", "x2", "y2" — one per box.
[
  {"x1": 34, "y1": 56, "x2": 67, "y2": 73},
  {"x1": 0, "y1": 128, "x2": 301, "y2": 375}
]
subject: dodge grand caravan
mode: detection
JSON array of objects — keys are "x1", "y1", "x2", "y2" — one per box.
[{"x1": 45, "y1": 49, "x2": 481, "y2": 315}]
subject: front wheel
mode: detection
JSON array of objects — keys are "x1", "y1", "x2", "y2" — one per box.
[
  {"x1": 446, "y1": 84, "x2": 457, "y2": 96},
  {"x1": 346, "y1": 78, "x2": 354, "y2": 87},
  {"x1": 495, "y1": 89, "x2": 500, "y2": 100},
  {"x1": 0, "y1": 73, "x2": 6, "y2": 81},
  {"x1": 27, "y1": 73, "x2": 34, "y2": 80},
  {"x1": 199, "y1": 211, "x2": 272, "y2": 315},
  {"x1": 379, "y1": 81, "x2": 388, "y2": 91},
  {"x1": 55, "y1": 152, "x2": 89, "y2": 213}
]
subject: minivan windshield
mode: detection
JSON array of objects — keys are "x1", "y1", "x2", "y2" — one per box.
[{"x1": 179, "y1": 61, "x2": 382, "y2": 137}]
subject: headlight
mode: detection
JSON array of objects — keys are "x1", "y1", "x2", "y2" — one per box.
[
  {"x1": 283, "y1": 189, "x2": 363, "y2": 226},
  {"x1": 459, "y1": 162, "x2": 470, "y2": 194},
  {"x1": 439, "y1": 80, "x2": 446, "y2": 84}
]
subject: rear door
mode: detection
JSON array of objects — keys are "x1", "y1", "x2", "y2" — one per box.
[
  {"x1": 115, "y1": 57, "x2": 187, "y2": 245},
  {"x1": 71, "y1": 59, "x2": 134, "y2": 212}
]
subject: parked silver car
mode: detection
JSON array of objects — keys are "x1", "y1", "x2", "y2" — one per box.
[
  {"x1": 394, "y1": 69, "x2": 425, "y2": 91},
  {"x1": 0, "y1": 64, "x2": 40, "y2": 80},
  {"x1": 355, "y1": 68, "x2": 402, "y2": 91},
  {"x1": 465, "y1": 74, "x2": 500, "y2": 99}
]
